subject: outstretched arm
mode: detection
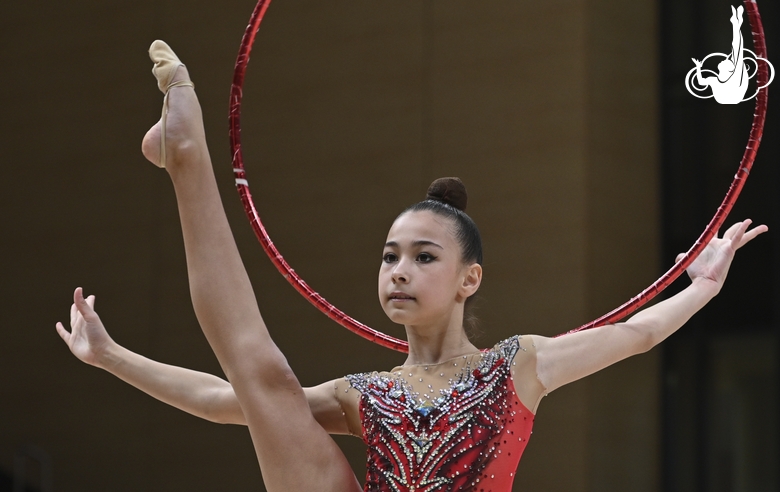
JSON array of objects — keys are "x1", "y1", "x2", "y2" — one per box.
[
  {"x1": 56, "y1": 288, "x2": 245, "y2": 424},
  {"x1": 532, "y1": 219, "x2": 767, "y2": 393},
  {"x1": 56, "y1": 288, "x2": 350, "y2": 433}
]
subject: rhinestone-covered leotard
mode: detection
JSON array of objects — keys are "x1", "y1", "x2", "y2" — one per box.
[{"x1": 336, "y1": 336, "x2": 544, "y2": 492}]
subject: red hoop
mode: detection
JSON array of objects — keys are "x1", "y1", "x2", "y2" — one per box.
[
  {"x1": 562, "y1": 0, "x2": 769, "y2": 335},
  {"x1": 228, "y1": 1, "x2": 769, "y2": 351}
]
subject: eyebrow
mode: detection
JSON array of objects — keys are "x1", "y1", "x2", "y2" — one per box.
[{"x1": 384, "y1": 240, "x2": 444, "y2": 249}]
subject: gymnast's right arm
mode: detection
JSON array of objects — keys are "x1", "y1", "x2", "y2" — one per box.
[{"x1": 55, "y1": 287, "x2": 350, "y2": 433}]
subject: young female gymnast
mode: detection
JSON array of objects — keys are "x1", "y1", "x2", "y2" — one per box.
[{"x1": 56, "y1": 41, "x2": 767, "y2": 491}]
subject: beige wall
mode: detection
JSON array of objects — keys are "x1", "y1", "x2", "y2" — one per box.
[{"x1": 0, "y1": 0, "x2": 659, "y2": 490}]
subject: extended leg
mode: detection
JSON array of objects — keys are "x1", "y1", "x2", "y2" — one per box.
[{"x1": 141, "y1": 42, "x2": 360, "y2": 492}]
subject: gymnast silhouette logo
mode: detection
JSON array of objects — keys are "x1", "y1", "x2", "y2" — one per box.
[{"x1": 685, "y1": 5, "x2": 774, "y2": 104}]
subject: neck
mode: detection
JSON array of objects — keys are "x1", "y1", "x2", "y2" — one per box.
[{"x1": 403, "y1": 319, "x2": 479, "y2": 366}]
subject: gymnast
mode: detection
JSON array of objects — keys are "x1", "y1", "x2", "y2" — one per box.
[{"x1": 56, "y1": 41, "x2": 767, "y2": 491}]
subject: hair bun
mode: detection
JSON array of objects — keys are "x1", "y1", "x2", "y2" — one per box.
[{"x1": 426, "y1": 177, "x2": 468, "y2": 212}]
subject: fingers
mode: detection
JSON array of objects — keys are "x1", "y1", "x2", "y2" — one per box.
[
  {"x1": 722, "y1": 220, "x2": 744, "y2": 239},
  {"x1": 74, "y1": 287, "x2": 96, "y2": 318},
  {"x1": 675, "y1": 253, "x2": 685, "y2": 263},
  {"x1": 725, "y1": 219, "x2": 768, "y2": 250},
  {"x1": 738, "y1": 223, "x2": 768, "y2": 248},
  {"x1": 55, "y1": 321, "x2": 70, "y2": 342},
  {"x1": 727, "y1": 219, "x2": 751, "y2": 246},
  {"x1": 74, "y1": 286, "x2": 84, "y2": 304}
]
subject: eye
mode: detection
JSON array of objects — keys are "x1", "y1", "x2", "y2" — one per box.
[
  {"x1": 416, "y1": 252, "x2": 436, "y2": 263},
  {"x1": 383, "y1": 252, "x2": 398, "y2": 263}
]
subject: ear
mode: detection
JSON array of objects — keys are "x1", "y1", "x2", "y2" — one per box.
[{"x1": 459, "y1": 263, "x2": 482, "y2": 298}]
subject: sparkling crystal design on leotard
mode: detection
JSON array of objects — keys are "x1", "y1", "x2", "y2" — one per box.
[{"x1": 346, "y1": 336, "x2": 534, "y2": 492}]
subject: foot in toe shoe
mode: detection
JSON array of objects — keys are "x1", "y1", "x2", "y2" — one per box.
[
  {"x1": 149, "y1": 40, "x2": 193, "y2": 93},
  {"x1": 146, "y1": 40, "x2": 195, "y2": 168}
]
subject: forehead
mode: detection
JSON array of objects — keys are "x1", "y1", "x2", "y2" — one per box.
[{"x1": 386, "y1": 211, "x2": 456, "y2": 245}]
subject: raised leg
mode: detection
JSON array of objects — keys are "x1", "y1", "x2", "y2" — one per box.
[{"x1": 141, "y1": 42, "x2": 360, "y2": 492}]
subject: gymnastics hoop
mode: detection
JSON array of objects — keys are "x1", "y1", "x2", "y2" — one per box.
[{"x1": 228, "y1": 0, "x2": 769, "y2": 351}]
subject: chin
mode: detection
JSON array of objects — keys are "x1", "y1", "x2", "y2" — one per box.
[
  {"x1": 383, "y1": 306, "x2": 418, "y2": 326},
  {"x1": 386, "y1": 311, "x2": 411, "y2": 325}
]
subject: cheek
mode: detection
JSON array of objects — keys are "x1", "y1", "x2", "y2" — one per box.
[
  {"x1": 424, "y1": 270, "x2": 457, "y2": 294},
  {"x1": 378, "y1": 265, "x2": 391, "y2": 289}
]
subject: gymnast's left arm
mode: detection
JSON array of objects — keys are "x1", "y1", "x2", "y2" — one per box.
[{"x1": 530, "y1": 219, "x2": 767, "y2": 393}]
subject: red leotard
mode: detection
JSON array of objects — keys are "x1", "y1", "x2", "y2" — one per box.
[{"x1": 337, "y1": 336, "x2": 543, "y2": 491}]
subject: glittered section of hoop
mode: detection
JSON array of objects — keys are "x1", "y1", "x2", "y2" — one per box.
[
  {"x1": 229, "y1": 1, "x2": 768, "y2": 350},
  {"x1": 228, "y1": 0, "x2": 409, "y2": 352},
  {"x1": 560, "y1": 0, "x2": 769, "y2": 336}
]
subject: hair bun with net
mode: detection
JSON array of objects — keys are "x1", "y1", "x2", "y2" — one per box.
[{"x1": 426, "y1": 177, "x2": 468, "y2": 212}]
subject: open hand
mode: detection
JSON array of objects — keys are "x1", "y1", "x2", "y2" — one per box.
[
  {"x1": 55, "y1": 287, "x2": 115, "y2": 367},
  {"x1": 677, "y1": 219, "x2": 768, "y2": 289}
]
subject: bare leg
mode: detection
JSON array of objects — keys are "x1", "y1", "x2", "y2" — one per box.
[{"x1": 141, "y1": 54, "x2": 360, "y2": 492}]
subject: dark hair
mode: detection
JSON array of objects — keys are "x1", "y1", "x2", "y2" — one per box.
[
  {"x1": 399, "y1": 177, "x2": 483, "y2": 335},
  {"x1": 402, "y1": 177, "x2": 483, "y2": 265}
]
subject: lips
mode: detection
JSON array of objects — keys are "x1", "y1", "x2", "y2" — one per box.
[{"x1": 389, "y1": 292, "x2": 416, "y2": 301}]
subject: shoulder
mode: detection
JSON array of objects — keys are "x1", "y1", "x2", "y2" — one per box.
[
  {"x1": 339, "y1": 370, "x2": 389, "y2": 395},
  {"x1": 333, "y1": 375, "x2": 369, "y2": 438},
  {"x1": 495, "y1": 335, "x2": 547, "y2": 413},
  {"x1": 485, "y1": 334, "x2": 537, "y2": 364}
]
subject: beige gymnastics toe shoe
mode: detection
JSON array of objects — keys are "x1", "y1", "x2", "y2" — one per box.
[{"x1": 148, "y1": 40, "x2": 194, "y2": 168}]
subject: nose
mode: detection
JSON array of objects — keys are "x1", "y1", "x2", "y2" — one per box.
[
  {"x1": 391, "y1": 258, "x2": 409, "y2": 284},
  {"x1": 392, "y1": 272, "x2": 408, "y2": 284}
]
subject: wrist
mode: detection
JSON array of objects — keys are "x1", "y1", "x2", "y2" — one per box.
[
  {"x1": 94, "y1": 340, "x2": 123, "y2": 370},
  {"x1": 690, "y1": 276, "x2": 722, "y2": 297}
]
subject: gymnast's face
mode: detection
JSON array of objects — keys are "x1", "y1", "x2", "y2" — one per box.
[{"x1": 379, "y1": 210, "x2": 481, "y2": 328}]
